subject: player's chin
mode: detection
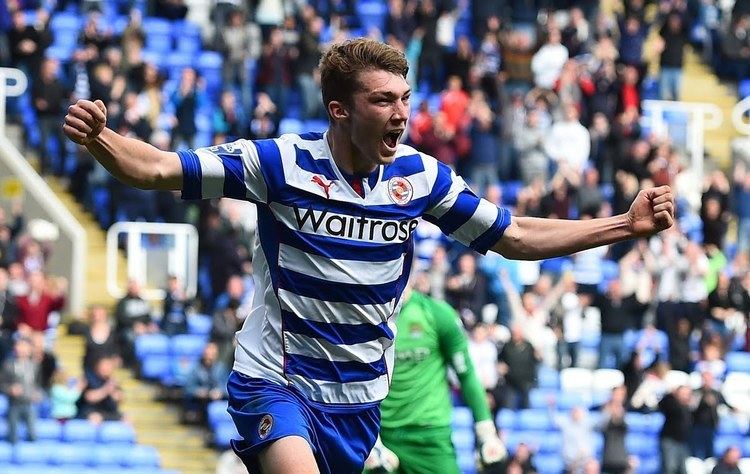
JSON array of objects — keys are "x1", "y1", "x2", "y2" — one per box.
[{"x1": 377, "y1": 142, "x2": 399, "y2": 163}]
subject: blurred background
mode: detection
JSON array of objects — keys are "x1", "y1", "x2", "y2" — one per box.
[{"x1": 1, "y1": 0, "x2": 750, "y2": 472}]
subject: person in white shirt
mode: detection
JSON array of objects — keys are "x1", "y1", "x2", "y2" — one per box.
[
  {"x1": 531, "y1": 28, "x2": 569, "y2": 89},
  {"x1": 545, "y1": 103, "x2": 591, "y2": 174}
]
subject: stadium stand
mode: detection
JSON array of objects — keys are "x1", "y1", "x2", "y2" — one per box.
[{"x1": 2, "y1": 0, "x2": 750, "y2": 472}]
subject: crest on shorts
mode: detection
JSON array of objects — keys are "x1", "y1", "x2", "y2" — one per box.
[
  {"x1": 387, "y1": 176, "x2": 413, "y2": 206},
  {"x1": 258, "y1": 414, "x2": 273, "y2": 440}
]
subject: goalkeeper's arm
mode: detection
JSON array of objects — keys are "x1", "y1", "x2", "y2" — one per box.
[{"x1": 433, "y1": 300, "x2": 507, "y2": 465}]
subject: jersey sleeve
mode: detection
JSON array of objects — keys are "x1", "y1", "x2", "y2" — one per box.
[
  {"x1": 424, "y1": 160, "x2": 511, "y2": 254},
  {"x1": 177, "y1": 139, "x2": 268, "y2": 203},
  {"x1": 433, "y1": 298, "x2": 493, "y2": 424}
]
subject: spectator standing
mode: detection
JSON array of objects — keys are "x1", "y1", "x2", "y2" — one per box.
[
  {"x1": 514, "y1": 109, "x2": 548, "y2": 185},
  {"x1": 659, "y1": 385, "x2": 693, "y2": 474},
  {"x1": 161, "y1": 275, "x2": 191, "y2": 336},
  {"x1": 83, "y1": 305, "x2": 119, "y2": 380},
  {"x1": 544, "y1": 104, "x2": 590, "y2": 175},
  {"x1": 551, "y1": 406, "x2": 596, "y2": 473},
  {"x1": 658, "y1": 13, "x2": 688, "y2": 101},
  {"x1": 497, "y1": 324, "x2": 541, "y2": 409},
  {"x1": 0, "y1": 337, "x2": 40, "y2": 443},
  {"x1": 114, "y1": 279, "x2": 157, "y2": 366},
  {"x1": 468, "y1": 90, "x2": 501, "y2": 190},
  {"x1": 733, "y1": 162, "x2": 750, "y2": 255},
  {"x1": 445, "y1": 253, "x2": 490, "y2": 329},
  {"x1": 690, "y1": 371, "x2": 734, "y2": 459},
  {"x1": 254, "y1": 28, "x2": 295, "y2": 119},
  {"x1": 597, "y1": 386, "x2": 631, "y2": 474},
  {"x1": 32, "y1": 58, "x2": 70, "y2": 175},
  {"x1": 220, "y1": 9, "x2": 261, "y2": 114},
  {"x1": 7, "y1": 9, "x2": 50, "y2": 77},
  {"x1": 0, "y1": 268, "x2": 18, "y2": 362},
  {"x1": 16, "y1": 271, "x2": 66, "y2": 334},
  {"x1": 618, "y1": 15, "x2": 648, "y2": 68},
  {"x1": 297, "y1": 14, "x2": 324, "y2": 120},
  {"x1": 170, "y1": 68, "x2": 205, "y2": 150},
  {"x1": 531, "y1": 28, "x2": 569, "y2": 89}
]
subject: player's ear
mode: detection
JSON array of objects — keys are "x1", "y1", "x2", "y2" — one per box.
[{"x1": 328, "y1": 100, "x2": 349, "y2": 121}]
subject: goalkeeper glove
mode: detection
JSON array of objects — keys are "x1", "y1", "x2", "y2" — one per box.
[
  {"x1": 475, "y1": 420, "x2": 507, "y2": 466},
  {"x1": 364, "y1": 435, "x2": 400, "y2": 473}
]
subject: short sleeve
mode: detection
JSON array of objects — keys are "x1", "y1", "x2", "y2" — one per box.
[
  {"x1": 424, "y1": 161, "x2": 511, "y2": 254},
  {"x1": 178, "y1": 139, "x2": 268, "y2": 203}
]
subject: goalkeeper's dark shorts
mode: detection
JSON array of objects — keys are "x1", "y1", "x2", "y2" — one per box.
[{"x1": 380, "y1": 425, "x2": 460, "y2": 474}]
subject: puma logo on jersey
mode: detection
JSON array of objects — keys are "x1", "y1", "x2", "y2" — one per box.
[{"x1": 311, "y1": 175, "x2": 335, "y2": 199}]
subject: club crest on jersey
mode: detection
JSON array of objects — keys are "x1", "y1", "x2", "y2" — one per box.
[
  {"x1": 312, "y1": 175, "x2": 335, "y2": 199},
  {"x1": 258, "y1": 414, "x2": 273, "y2": 439},
  {"x1": 387, "y1": 176, "x2": 413, "y2": 206}
]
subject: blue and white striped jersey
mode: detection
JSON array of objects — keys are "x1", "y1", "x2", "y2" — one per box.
[{"x1": 178, "y1": 132, "x2": 511, "y2": 411}]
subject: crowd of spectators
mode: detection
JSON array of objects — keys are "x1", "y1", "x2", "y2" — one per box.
[{"x1": 1, "y1": 0, "x2": 750, "y2": 472}]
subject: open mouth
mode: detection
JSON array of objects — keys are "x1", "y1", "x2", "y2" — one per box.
[{"x1": 382, "y1": 130, "x2": 403, "y2": 149}]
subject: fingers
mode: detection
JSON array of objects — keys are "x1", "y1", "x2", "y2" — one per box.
[
  {"x1": 651, "y1": 192, "x2": 674, "y2": 206},
  {"x1": 655, "y1": 209, "x2": 674, "y2": 228},
  {"x1": 64, "y1": 114, "x2": 93, "y2": 135},
  {"x1": 62, "y1": 124, "x2": 86, "y2": 143},
  {"x1": 653, "y1": 201, "x2": 673, "y2": 214},
  {"x1": 647, "y1": 185, "x2": 672, "y2": 198},
  {"x1": 94, "y1": 99, "x2": 107, "y2": 116},
  {"x1": 80, "y1": 99, "x2": 106, "y2": 123}
]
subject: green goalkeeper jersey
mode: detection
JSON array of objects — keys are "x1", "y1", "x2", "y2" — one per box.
[{"x1": 380, "y1": 291, "x2": 491, "y2": 430}]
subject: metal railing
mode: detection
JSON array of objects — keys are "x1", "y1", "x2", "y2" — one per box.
[{"x1": 0, "y1": 67, "x2": 87, "y2": 315}]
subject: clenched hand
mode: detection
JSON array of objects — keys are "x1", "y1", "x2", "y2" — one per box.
[{"x1": 63, "y1": 99, "x2": 107, "y2": 146}]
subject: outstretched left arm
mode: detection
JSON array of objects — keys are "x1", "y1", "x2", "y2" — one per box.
[{"x1": 492, "y1": 186, "x2": 675, "y2": 260}]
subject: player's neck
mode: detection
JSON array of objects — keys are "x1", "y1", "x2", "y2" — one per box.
[{"x1": 327, "y1": 127, "x2": 377, "y2": 176}]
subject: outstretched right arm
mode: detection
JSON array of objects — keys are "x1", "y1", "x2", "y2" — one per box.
[{"x1": 63, "y1": 99, "x2": 182, "y2": 190}]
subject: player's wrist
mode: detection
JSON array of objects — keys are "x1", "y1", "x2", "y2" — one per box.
[{"x1": 474, "y1": 419, "x2": 496, "y2": 441}]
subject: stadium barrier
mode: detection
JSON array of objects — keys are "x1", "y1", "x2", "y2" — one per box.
[{"x1": 0, "y1": 67, "x2": 87, "y2": 315}]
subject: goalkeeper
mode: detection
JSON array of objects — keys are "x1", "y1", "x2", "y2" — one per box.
[{"x1": 365, "y1": 285, "x2": 506, "y2": 474}]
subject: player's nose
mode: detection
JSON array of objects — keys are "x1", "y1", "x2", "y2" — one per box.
[{"x1": 392, "y1": 100, "x2": 409, "y2": 122}]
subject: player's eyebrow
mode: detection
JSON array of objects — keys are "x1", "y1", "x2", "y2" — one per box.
[{"x1": 370, "y1": 89, "x2": 411, "y2": 100}]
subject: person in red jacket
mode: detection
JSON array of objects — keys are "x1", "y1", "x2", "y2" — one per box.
[{"x1": 16, "y1": 271, "x2": 66, "y2": 335}]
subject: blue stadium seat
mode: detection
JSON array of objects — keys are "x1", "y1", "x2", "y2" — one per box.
[
  {"x1": 142, "y1": 17, "x2": 172, "y2": 53},
  {"x1": 740, "y1": 79, "x2": 750, "y2": 99},
  {"x1": 62, "y1": 419, "x2": 98, "y2": 443},
  {"x1": 122, "y1": 445, "x2": 161, "y2": 468},
  {"x1": 536, "y1": 432, "x2": 563, "y2": 453},
  {"x1": 140, "y1": 49, "x2": 164, "y2": 67},
  {"x1": 528, "y1": 388, "x2": 551, "y2": 409},
  {"x1": 0, "y1": 394, "x2": 8, "y2": 416},
  {"x1": 718, "y1": 416, "x2": 745, "y2": 435},
  {"x1": 36, "y1": 418, "x2": 63, "y2": 440},
  {"x1": 57, "y1": 442, "x2": 96, "y2": 465},
  {"x1": 208, "y1": 400, "x2": 230, "y2": 428},
  {"x1": 99, "y1": 421, "x2": 136, "y2": 444},
  {"x1": 451, "y1": 428, "x2": 475, "y2": 452},
  {"x1": 517, "y1": 409, "x2": 553, "y2": 431},
  {"x1": 50, "y1": 13, "x2": 82, "y2": 31},
  {"x1": 556, "y1": 391, "x2": 591, "y2": 410},
  {"x1": 14, "y1": 441, "x2": 58, "y2": 464},
  {"x1": 714, "y1": 435, "x2": 744, "y2": 456},
  {"x1": 214, "y1": 420, "x2": 240, "y2": 449},
  {"x1": 625, "y1": 412, "x2": 653, "y2": 433},
  {"x1": 165, "y1": 52, "x2": 193, "y2": 79},
  {"x1": 726, "y1": 352, "x2": 750, "y2": 373},
  {"x1": 495, "y1": 409, "x2": 515, "y2": 430},
  {"x1": 0, "y1": 441, "x2": 12, "y2": 463},
  {"x1": 638, "y1": 455, "x2": 661, "y2": 474},
  {"x1": 535, "y1": 454, "x2": 564, "y2": 474},
  {"x1": 173, "y1": 21, "x2": 202, "y2": 53},
  {"x1": 45, "y1": 45, "x2": 74, "y2": 62},
  {"x1": 187, "y1": 314, "x2": 212, "y2": 335},
  {"x1": 279, "y1": 118, "x2": 304, "y2": 135},
  {"x1": 170, "y1": 334, "x2": 207, "y2": 357},
  {"x1": 140, "y1": 354, "x2": 171, "y2": 380},
  {"x1": 93, "y1": 443, "x2": 129, "y2": 466},
  {"x1": 452, "y1": 406, "x2": 474, "y2": 429},
  {"x1": 135, "y1": 333, "x2": 170, "y2": 359},
  {"x1": 626, "y1": 434, "x2": 659, "y2": 457},
  {"x1": 358, "y1": 1, "x2": 387, "y2": 32},
  {"x1": 537, "y1": 366, "x2": 560, "y2": 389},
  {"x1": 456, "y1": 449, "x2": 476, "y2": 474},
  {"x1": 304, "y1": 120, "x2": 329, "y2": 133}
]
